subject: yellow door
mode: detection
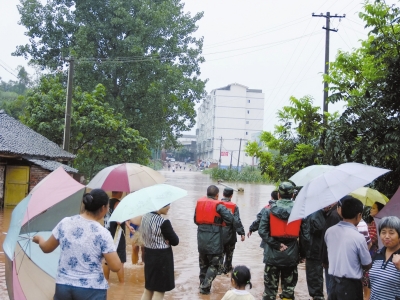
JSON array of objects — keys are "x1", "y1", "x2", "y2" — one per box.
[{"x1": 4, "y1": 166, "x2": 29, "y2": 207}]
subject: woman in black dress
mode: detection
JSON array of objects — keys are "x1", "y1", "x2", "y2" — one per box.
[{"x1": 140, "y1": 204, "x2": 179, "y2": 300}]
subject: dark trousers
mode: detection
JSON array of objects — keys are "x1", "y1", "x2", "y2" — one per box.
[
  {"x1": 328, "y1": 276, "x2": 363, "y2": 300},
  {"x1": 263, "y1": 265, "x2": 298, "y2": 300},
  {"x1": 305, "y1": 259, "x2": 325, "y2": 299},
  {"x1": 199, "y1": 253, "x2": 222, "y2": 292},
  {"x1": 325, "y1": 267, "x2": 333, "y2": 296},
  {"x1": 220, "y1": 243, "x2": 235, "y2": 273}
]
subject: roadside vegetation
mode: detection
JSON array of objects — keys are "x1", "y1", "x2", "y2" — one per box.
[{"x1": 205, "y1": 167, "x2": 270, "y2": 184}]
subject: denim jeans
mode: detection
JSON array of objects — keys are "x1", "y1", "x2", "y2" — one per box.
[{"x1": 54, "y1": 284, "x2": 107, "y2": 300}]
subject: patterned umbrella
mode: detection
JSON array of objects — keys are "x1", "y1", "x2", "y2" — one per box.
[
  {"x1": 87, "y1": 163, "x2": 165, "y2": 192},
  {"x1": 3, "y1": 167, "x2": 85, "y2": 300}
]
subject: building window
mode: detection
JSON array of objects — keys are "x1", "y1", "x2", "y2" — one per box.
[
  {"x1": 248, "y1": 99, "x2": 250, "y2": 103},
  {"x1": 246, "y1": 121, "x2": 249, "y2": 124},
  {"x1": 247, "y1": 110, "x2": 250, "y2": 114},
  {"x1": 246, "y1": 132, "x2": 248, "y2": 135}
]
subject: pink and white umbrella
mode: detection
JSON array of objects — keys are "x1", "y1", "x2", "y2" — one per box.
[
  {"x1": 87, "y1": 163, "x2": 166, "y2": 192},
  {"x1": 3, "y1": 167, "x2": 86, "y2": 300}
]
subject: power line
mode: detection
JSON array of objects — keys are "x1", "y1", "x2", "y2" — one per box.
[
  {"x1": 76, "y1": 31, "x2": 323, "y2": 65},
  {"x1": 266, "y1": 18, "x2": 314, "y2": 103},
  {"x1": 203, "y1": 16, "x2": 310, "y2": 49},
  {"x1": 206, "y1": 31, "x2": 323, "y2": 62},
  {"x1": 0, "y1": 63, "x2": 18, "y2": 79}
]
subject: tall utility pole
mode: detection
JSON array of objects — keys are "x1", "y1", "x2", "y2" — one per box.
[
  {"x1": 218, "y1": 136, "x2": 223, "y2": 167},
  {"x1": 236, "y1": 138, "x2": 242, "y2": 172},
  {"x1": 312, "y1": 12, "x2": 345, "y2": 124},
  {"x1": 230, "y1": 151, "x2": 233, "y2": 169},
  {"x1": 63, "y1": 57, "x2": 75, "y2": 151}
]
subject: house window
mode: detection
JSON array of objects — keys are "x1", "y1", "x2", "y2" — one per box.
[
  {"x1": 246, "y1": 121, "x2": 249, "y2": 124},
  {"x1": 246, "y1": 132, "x2": 248, "y2": 135},
  {"x1": 248, "y1": 99, "x2": 250, "y2": 103},
  {"x1": 247, "y1": 110, "x2": 250, "y2": 114}
]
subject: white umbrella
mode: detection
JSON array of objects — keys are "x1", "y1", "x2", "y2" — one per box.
[
  {"x1": 109, "y1": 184, "x2": 187, "y2": 222},
  {"x1": 288, "y1": 162, "x2": 390, "y2": 223},
  {"x1": 289, "y1": 165, "x2": 334, "y2": 186}
]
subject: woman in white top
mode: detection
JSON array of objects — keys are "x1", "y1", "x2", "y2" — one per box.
[
  {"x1": 33, "y1": 189, "x2": 121, "y2": 300},
  {"x1": 222, "y1": 265, "x2": 255, "y2": 300}
]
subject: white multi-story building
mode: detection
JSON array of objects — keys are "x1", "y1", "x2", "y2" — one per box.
[{"x1": 196, "y1": 83, "x2": 265, "y2": 169}]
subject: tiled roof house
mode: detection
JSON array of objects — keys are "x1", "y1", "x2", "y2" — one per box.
[{"x1": 0, "y1": 110, "x2": 79, "y2": 207}]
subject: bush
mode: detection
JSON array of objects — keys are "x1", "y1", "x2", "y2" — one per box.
[{"x1": 208, "y1": 167, "x2": 269, "y2": 183}]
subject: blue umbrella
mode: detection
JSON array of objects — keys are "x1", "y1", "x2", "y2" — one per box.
[{"x1": 109, "y1": 184, "x2": 187, "y2": 222}]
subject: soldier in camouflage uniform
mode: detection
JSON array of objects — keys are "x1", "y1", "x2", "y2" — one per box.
[
  {"x1": 258, "y1": 182, "x2": 300, "y2": 300},
  {"x1": 300, "y1": 208, "x2": 328, "y2": 300},
  {"x1": 194, "y1": 185, "x2": 240, "y2": 295},
  {"x1": 219, "y1": 187, "x2": 245, "y2": 274}
]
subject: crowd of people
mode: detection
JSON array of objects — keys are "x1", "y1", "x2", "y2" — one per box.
[
  {"x1": 193, "y1": 182, "x2": 400, "y2": 300},
  {"x1": 30, "y1": 180, "x2": 400, "y2": 300}
]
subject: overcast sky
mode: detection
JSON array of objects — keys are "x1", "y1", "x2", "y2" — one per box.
[{"x1": 0, "y1": 0, "x2": 390, "y2": 133}]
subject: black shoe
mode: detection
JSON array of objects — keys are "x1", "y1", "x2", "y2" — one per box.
[{"x1": 199, "y1": 288, "x2": 210, "y2": 295}]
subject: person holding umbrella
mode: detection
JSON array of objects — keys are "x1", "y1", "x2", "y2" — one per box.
[
  {"x1": 140, "y1": 204, "x2": 179, "y2": 300},
  {"x1": 32, "y1": 189, "x2": 121, "y2": 300}
]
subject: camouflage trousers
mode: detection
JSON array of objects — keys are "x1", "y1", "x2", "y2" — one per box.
[
  {"x1": 305, "y1": 259, "x2": 325, "y2": 300},
  {"x1": 199, "y1": 253, "x2": 222, "y2": 292},
  {"x1": 219, "y1": 243, "x2": 235, "y2": 274},
  {"x1": 263, "y1": 265, "x2": 298, "y2": 300}
]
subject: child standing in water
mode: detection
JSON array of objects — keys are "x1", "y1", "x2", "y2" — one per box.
[{"x1": 222, "y1": 265, "x2": 255, "y2": 300}]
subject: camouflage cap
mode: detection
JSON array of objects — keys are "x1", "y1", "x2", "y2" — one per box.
[{"x1": 278, "y1": 181, "x2": 295, "y2": 196}]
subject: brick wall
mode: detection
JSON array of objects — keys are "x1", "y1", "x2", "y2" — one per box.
[{"x1": 29, "y1": 165, "x2": 51, "y2": 191}]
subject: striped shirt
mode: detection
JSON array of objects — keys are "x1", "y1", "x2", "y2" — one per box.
[
  {"x1": 141, "y1": 212, "x2": 169, "y2": 249},
  {"x1": 370, "y1": 247, "x2": 400, "y2": 300}
]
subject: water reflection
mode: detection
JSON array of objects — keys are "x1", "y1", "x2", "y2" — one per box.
[{"x1": 0, "y1": 170, "x2": 310, "y2": 300}]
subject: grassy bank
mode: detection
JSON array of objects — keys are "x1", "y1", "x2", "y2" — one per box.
[{"x1": 204, "y1": 167, "x2": 270, "y2": 183}]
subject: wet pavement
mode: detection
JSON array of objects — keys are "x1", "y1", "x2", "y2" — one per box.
[{"x1": 0, "y1": 169, "x2": 313, "y2": 299}]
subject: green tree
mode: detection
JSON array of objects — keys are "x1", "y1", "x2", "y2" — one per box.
[
  {"x1": 325, "y1": 0, "x2": 400, "y2": 196},
  {"x1": 0, "y1": 66, "x2": 31, "y2": 118},
  {"x1": 14, "y1": 0, "x2": 206, "y2": 148},
  {"x1": 22, "y1": 75, "x2": 150, "y2": 178},
  {"x1": 244, "y1": 141, "x2": 262, "y2": 169}
]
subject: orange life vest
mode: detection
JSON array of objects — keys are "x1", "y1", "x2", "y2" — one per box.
[
  {"x1": 220, "y1": 200, "x2": 236, "y2": 226},
  {"x1": 195, "y1": 197, "x2": 225, "y2": 226},
  {"x1": 270, "y1": 213, "x2": 301, "y2": 238},
  {"x1": 196, "y1": 197, "x2": 236, "y2": 226},
  {"x1": 221, "y1": 201, "x2": 236, "y2": 214}
]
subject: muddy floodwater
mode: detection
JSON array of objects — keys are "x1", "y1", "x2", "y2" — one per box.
[{"x1": 0, "y1": 169, "x2": 315, "y2": 299}]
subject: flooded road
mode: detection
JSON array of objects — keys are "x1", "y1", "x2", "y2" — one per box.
[{"x1": 0, "y1": 169, "x2": 312, "y2": 299}]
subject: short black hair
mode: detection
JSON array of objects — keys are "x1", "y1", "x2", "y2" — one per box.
[
  {"x1": 207, "y1": 185, "x2": 219, "y2": 198},
  {"x1": 271, "y1": 191, "x2": 278, "y2": 200},
  {"x1": 223, "y1": 188, "x2": 234, "y2": 197},
  {"x1": 231, "y1": 265, "x2": 252, "y2": 289},
  {"x1": 340, "y1": 195, "x2": 363, "y2": 219}
]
